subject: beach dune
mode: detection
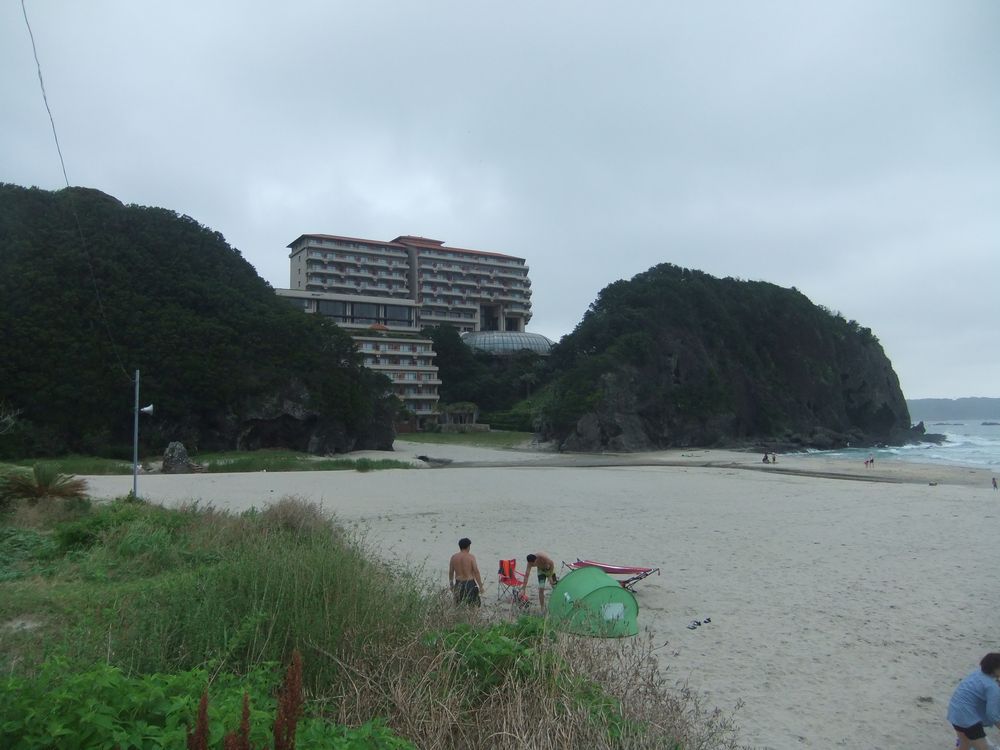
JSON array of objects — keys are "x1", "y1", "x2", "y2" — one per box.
[{"x1": 83, "y1": 444, "x2": 998, "y2": 750}]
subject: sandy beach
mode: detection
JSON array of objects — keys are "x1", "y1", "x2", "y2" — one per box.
[{"x1": 83, "y1": 443, "x2": 999, "y2": 750}]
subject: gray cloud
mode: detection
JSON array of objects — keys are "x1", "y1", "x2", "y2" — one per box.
[{"x1": 3, "y1": 1, "x2": 998, "y2": 398}]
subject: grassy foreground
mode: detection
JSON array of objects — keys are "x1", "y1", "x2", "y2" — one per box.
[{"x1": 0, "y1": 491, "x2": 745, "y2": 749}]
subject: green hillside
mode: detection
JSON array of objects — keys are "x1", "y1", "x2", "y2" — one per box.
[
  {"x1": 535, "y1": 263, "x2": 914, "y2": 451},
  {"x1": 0, "y1": 184, "x2": 394, "y2": 458}
]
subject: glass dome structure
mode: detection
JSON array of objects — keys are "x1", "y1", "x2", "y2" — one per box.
[{"x1": 461, "y1": 331, "x2": 555, "y2": 356}]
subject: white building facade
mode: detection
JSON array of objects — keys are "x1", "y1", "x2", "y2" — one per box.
[
  {"x1": 283, "y1": 233, "x2": 532, "y2": 333},
  {"x1": 277, "y1": 233, "x2": 532, "y2": 428}
]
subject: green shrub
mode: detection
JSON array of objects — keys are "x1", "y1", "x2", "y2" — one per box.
[
  {"x1": 430, "y1": 616, "x2": 555, "y2": 694},
  {"x1": 52, "y1": 515, "x2": 110, "y2": 552},
  {"x1": 296, "y1": 718, "x2": 416, "y2": 749},
  {"x1": 0, "y1": 660, "x2": 264, "y2": 749},
  {"x1": 0, "y1": 464, "x2": 88, "y2": 507},
  {"x1": 0, "y1": 657, "x2": 415, "y2": 750}
]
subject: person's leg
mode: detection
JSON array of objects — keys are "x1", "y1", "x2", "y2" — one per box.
[{"x1": 954, "y1": 723, "x2": 990, "y2": 750}]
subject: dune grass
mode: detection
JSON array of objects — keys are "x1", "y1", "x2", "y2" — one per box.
[
  {"x1": 398, "y1": 430, "x2": 534, "y2": 449},
  {"x1": 2, "y1": 455, "x2": 132, "y2": 476},
  {"x1": 2, "y1": 450, "x2": 412, "y2": 477},
  {"x1": 198, "y1": 452, "x2": 411, "y2": 473},
  {"x1": 0, "y1": 495, "x2": 745, "y2": 749}
]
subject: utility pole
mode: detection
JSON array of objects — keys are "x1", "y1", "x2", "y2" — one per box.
[
  {"x1": 132, "y1": 370, "x2": 153, "y2": 499},
  {"x1": 132, "y1": 369, "x2": 140, "y2": 498}
]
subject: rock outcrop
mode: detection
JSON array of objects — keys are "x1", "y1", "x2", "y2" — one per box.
[
  {"x1": 540, "y1": 263, "x2": 919, "y2": 452},
  {"x1": 162, "y1": 442, "x2": 205, "y2": 473},
  {"x1": 235, "y1": 381, "x2": 395, "y2": 454}
]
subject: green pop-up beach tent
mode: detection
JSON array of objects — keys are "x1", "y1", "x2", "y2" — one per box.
[{"x1": 548, "y1": 565, "x2": 639, "y2": 637}]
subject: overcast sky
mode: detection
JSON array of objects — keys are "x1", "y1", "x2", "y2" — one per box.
[{"x1": 3, "y1": 2, "x2": 998, "y2": 399}]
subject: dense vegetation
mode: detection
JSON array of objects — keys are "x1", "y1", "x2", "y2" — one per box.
[
  {"x1": 0, "y1": 184, "x2": 394, "y2": 459},
  {"x1": 0, "y1": 491, "x2": 744, "y2": 748},
  {"x1": 534, "y1": 263, "x2": 912, "y2": 450},
  {"x1": 422, "y1": 324, "x2": 550, "y2": 430}
]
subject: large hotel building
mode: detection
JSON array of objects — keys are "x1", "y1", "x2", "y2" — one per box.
[{"x1": 276, "y1": 234, "x2": 533, "y2": 426}]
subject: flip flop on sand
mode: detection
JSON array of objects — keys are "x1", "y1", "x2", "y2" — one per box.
[{"x1": 687, "y1": 620, "x2": 701, "y2": 629}]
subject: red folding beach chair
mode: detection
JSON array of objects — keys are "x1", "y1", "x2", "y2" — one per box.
[{"x1": 497, "y1": 558, "x2": 529, "y2": 607}]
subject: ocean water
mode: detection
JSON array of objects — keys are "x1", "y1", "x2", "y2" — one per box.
[{"x1": 805, "y1": 420, "x2": 1000, "y2": 471}]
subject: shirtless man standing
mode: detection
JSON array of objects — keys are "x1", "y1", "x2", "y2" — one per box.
[
  {"x1": 521, "y1": 552, "x2": 558, "y2": 611},
  {"x1": 448, "y1": 537, "x2": 485, "y2": 606}
]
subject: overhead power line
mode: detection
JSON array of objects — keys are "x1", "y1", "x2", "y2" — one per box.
[{"x1": 21, "y1": 0, "x2": 132, "y2": 383}]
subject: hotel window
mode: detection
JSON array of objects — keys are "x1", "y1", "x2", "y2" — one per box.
[
  {"x1": 385, "y1": 305, "x2": 413, "y2": 325},
  {"x1": 317, "y1": 300, "x2": 348, "y2": 321},
  {"x1": 353, "y1": 303, "x2": 378, "y2": 324}
]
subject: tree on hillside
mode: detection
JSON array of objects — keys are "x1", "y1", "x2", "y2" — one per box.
[{"x1": 421, "y1": 325, "x2": 552, "y2": 415}]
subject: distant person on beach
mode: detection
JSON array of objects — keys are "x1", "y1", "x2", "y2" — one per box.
[
  {"x1": 993, "y1": 477, "x2": 997, "y2": 491},
  {"x1": 771, "y1": 453, "x2": 777, "y2": 464},
  {"x1": 947, "y1": 652, "x2": 1000, "y2": 749},
  {"x1": 762, "y1": 453, "x2": 770, "y2": 464},
  {"x1": 521, "y1": 552, "x2": 558, "y2": 611},
  {"x1": 449, "y1": 537, "x2": 484, "y2": 606}
]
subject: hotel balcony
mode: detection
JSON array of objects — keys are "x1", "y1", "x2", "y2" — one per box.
[
  {"x1": 420, "y1": 308, "x2": 478, "y2": 322},
  {"x1": 425, "y1": 260, "x2": 464, "y2": 273},
  {"x1": 402, "y1": 391, "x2": 440, "y2": 400},
  {"x1": 410, "y1": 406, "x2": 438, "y2": 416},
  {"x1": 493, "y1": 268, "x2": 528, "y2": 280}
]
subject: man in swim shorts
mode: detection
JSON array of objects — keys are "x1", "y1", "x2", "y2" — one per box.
[
  {"x1": 449, "y1": 537, "x2": 484, "y2": 606},
  {"x1": 521, "y1": 552, "x2": 558, "y2": 612}
]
